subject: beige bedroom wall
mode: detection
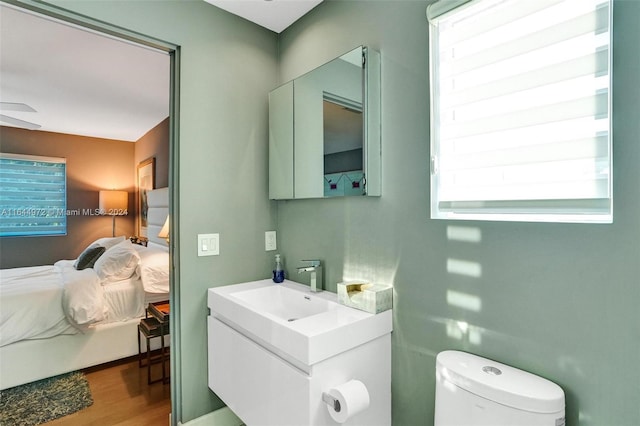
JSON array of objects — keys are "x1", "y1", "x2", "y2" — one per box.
[
  {"x1": 0, "y1": 125, "x2": 136, "y2": 268},
  {"x1": 135, "y1": 117, "x2": 170, "y2": 190}
]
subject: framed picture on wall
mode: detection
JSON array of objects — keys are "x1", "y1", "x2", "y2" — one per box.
[{"x1": 137, "y1": 157, "x2": 155, "y2": 237}]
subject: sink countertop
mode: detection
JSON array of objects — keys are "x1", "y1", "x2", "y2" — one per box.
[{"x1": 208, "y1": 279, "x2": 393, "y2": 369}]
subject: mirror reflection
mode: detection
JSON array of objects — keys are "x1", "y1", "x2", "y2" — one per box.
[
  {"x1": 269, "y1": 46, "x2": 381, "y2": 200},
  {"x1": 323, "y1": 94, "x2": 364, "y2": 197}
]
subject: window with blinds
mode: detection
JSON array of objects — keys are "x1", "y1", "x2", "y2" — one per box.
[
  {"x1": 0, "y1": 153, "x2": 67, "y2": 237},
  {"x1": 428, "y1": 0, "x2": 612, "y2": 223}
]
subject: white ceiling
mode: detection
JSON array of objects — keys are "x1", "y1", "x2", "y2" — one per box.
[
  {"x1": 0, "y1": 4, "x2": 170, "y2": 142},
  {"x1": 204, "y1": 0, "x2": 323, "y2": 33}
]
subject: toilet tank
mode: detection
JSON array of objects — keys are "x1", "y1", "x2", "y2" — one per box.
[{"x1": 434, "y1": 351, "x2": 565, "y2": 426}]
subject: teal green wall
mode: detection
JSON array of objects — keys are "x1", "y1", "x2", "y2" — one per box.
[
  {"x1": 42, "y1": 0, "x2": 279, "y2": 422},
  {"x1": 277, "y1": 1, "x2": 640, "y2": 425},
  {"x1": 30, "y1": 0, "x2": 640, "y2": 424}
]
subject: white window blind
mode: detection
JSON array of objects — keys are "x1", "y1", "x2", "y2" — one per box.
[
  {"x1": 0, "y1": 153, "x2": 67, "y2": 237},
  {"x1": 428, "y1": 0, "x2": 612, "y2": 223}
]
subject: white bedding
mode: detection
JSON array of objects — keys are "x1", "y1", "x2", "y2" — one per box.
[
  {"x1": 0, "y1": 264, "x2": 76, "y2": 346},
  {"x1": 133, "y1": 242, "x2": 170, "y2": 293},
  {"x1": 0, "y1": 257, "x2": 168, "y2": 347},
  {"x1": 102, "y1": 275, "x2": 144, "y2": 322}
]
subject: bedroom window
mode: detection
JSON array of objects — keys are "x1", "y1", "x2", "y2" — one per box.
[
  {"x1": 0, "y1": 153, "x2": 67, "y2": 237},
  {"x1": 427, "y1": 0, "x2": 612, "y2": 223}
]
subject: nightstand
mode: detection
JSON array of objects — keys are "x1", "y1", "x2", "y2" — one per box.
[{"x1": 138, "y1": 301, "x2": 170, "y2": 384}]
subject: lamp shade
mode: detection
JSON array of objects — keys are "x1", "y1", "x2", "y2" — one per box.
[
  {"x1": 158, "y1": 216, "x2": 169, "y2": 239},
  {"x1": 99, "y1": 190, "x2": 128, "y2": 215}
]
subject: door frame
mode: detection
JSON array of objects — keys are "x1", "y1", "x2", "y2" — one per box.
[{"x1": 1, "y1": 0, "x2": 182, "y2": 423}]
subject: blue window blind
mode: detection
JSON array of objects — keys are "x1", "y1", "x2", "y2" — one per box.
[{"x1": 0, "y1": 153, "x2": 67, "y2": 237}]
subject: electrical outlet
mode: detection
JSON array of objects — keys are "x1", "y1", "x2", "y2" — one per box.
[
  {"x1": 265, "y1": 230, "x2": 277, "y2": 251},
  {"x1": 198, "y1": 233, "x2": 219, "y2": 256}
]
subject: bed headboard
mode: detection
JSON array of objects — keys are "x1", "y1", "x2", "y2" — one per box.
[{"x1": 145, "y1": 187, "x2": 168, "y2": 246}]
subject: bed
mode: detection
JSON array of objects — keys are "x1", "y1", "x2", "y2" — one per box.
[{"x1": 0, "y1": 187, "x2": 170, "y2": 390}]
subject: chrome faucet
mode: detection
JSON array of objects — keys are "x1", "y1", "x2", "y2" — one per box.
[{"x1": 297, "y1": 260, "x2": 323, "y2": 292}]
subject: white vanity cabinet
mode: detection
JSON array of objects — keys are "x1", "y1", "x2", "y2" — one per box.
[{"x1": 207, "y1": 280, "x2": 392, "y2": 426}]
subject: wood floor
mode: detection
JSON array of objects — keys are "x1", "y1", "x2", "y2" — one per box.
[{"x1": 46, "y1": 356, "x2": 171, "y2": 426}]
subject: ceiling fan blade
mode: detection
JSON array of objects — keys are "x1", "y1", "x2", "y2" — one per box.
[
  {"x1": 0, "y1": 114, "x2": 42, "y2": 130},
  {"x1": 0, "y1": 102, "x2": 37, "y2": 113}
]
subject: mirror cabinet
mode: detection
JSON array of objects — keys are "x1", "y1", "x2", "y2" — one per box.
[{"x1": 269, "y1": 46, "x2": 381, "y2": 199}]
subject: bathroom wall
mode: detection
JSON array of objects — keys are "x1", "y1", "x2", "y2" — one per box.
[
  {"x1": 277, "y1": 1, "x2": 640, "y2": 425},
  {"x1": 42, "y1": 0, "x2": 279, "y2": 422},
  {"x1": 31, "y1": 0, "x2": 640, "y2": 424}
]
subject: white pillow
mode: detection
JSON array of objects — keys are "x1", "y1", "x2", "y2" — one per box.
[
  {"x1": 133, "y1": 243, "x2": 169, "y2": 293},
  {"x1": 94, "y1": 240, "x2": 140, "y2": 283},
  {"x1": 89, "y1": 235, "x2": 126, "y2": 251},
  {"x1": 75, "y1": 235, "x2": 124, "y2": 258}
]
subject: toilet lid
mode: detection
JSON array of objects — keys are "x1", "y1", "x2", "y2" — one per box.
[{"x1": 436, "y1": 350, "x2": 565, "y2": 414}]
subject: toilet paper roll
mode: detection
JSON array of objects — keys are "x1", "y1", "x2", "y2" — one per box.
[{"x1": 326, "y1": 380, "x2": 370, "y2": 424}]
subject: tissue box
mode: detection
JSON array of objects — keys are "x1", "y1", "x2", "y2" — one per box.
[{"x1": 337, "y1": 281, "x2": 392, "y2": 314}]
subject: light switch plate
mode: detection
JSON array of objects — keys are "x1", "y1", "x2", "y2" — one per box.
[
  {"x1": 265, "y1": 230, "x2": 277, "y2": 251},
  {"x1": 198, "y1": 233, "x2": 219, "y2": 256}
]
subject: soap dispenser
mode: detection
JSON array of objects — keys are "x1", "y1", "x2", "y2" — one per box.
[{"x1": 273, "y1": 254, "x2": 285, "y2": 283}]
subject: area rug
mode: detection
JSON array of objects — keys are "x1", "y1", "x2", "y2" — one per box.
[{"x1": 0, "y1": 371, "x2": 93, "y2": 425}]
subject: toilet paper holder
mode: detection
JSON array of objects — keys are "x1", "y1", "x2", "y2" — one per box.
[{"x1": 322, "y1": 392, "x2": 342, "y2": 413}]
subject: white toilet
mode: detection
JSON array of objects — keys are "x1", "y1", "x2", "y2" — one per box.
[{"x1": 434, "y1": 351, "x2": 565, "y2": 426}]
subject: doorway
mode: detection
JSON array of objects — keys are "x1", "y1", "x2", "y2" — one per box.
[{"x1": 0, "y1": 1, "x2": 180, "y2": 423}]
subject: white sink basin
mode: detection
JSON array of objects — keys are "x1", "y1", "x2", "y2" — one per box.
[
  {"x1": 232, "y1": 284, "x2": 335, "y2": 321},
  {"x1": 208, "y1": 279, "x2": 392, "y2": 369}
]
